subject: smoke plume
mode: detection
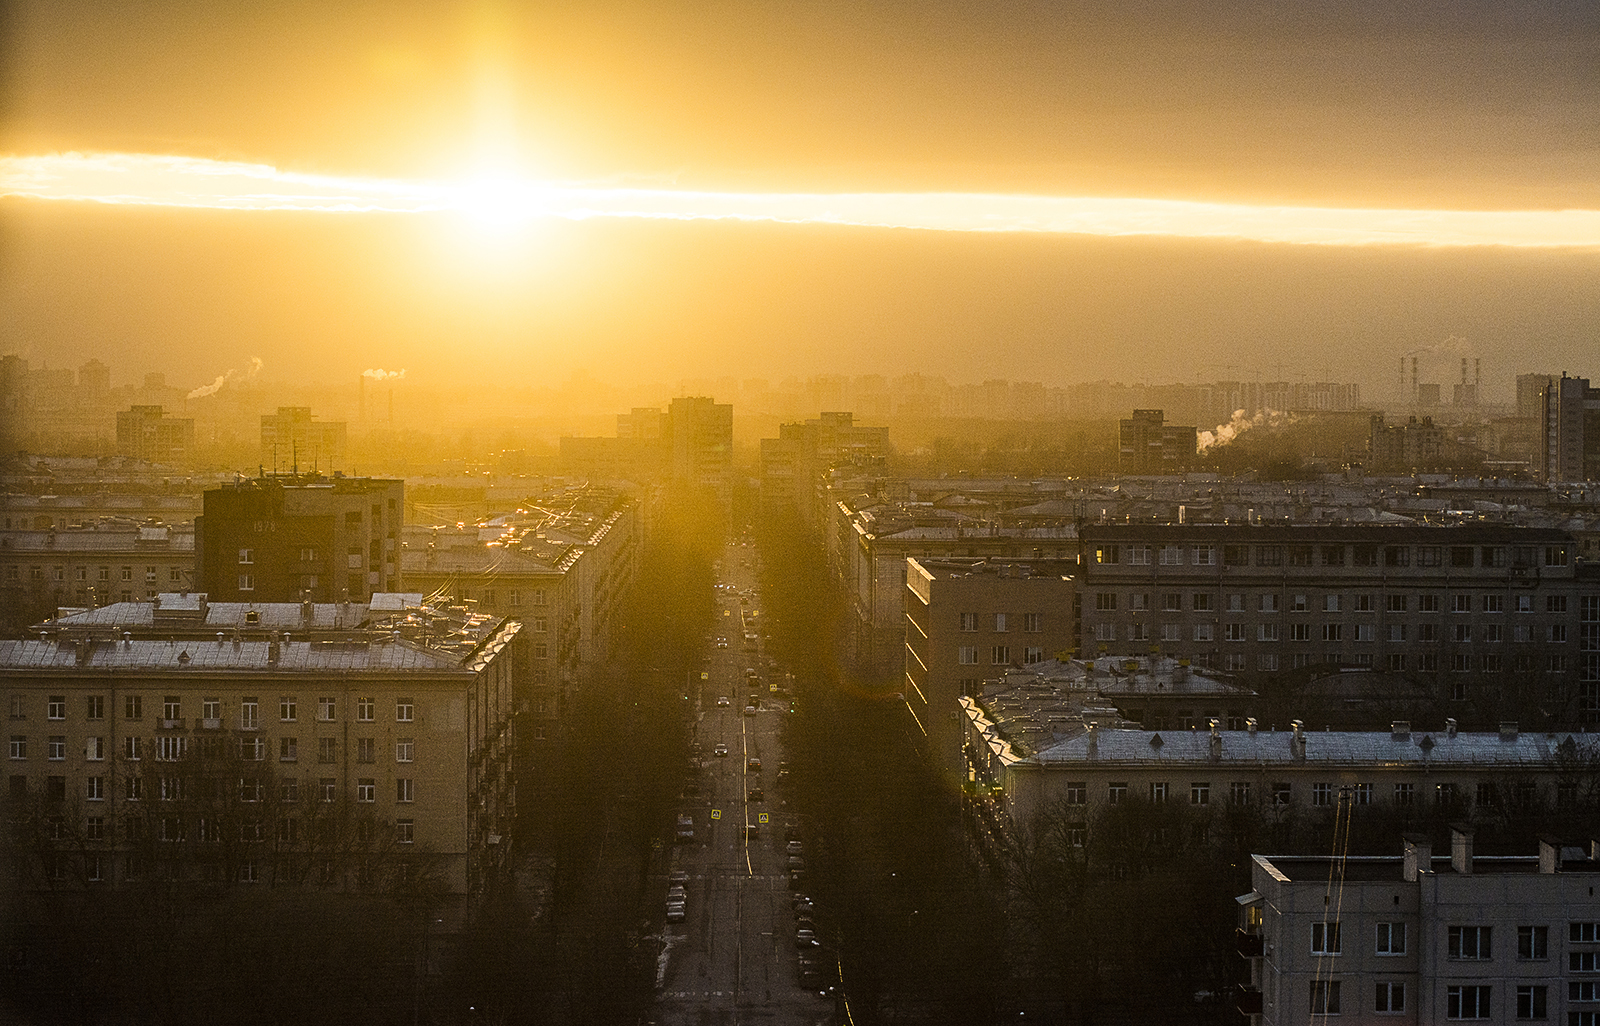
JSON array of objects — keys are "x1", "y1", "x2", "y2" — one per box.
[
  {"x1": 1197, "y1": 408, "x2": 1290, "y2": 452},
  {"x1": 362, "y1": 368, "x2": 407, "y2": 380},
  {"x1": 186, "y1": 356, "x2": 262, "y2": 399}
]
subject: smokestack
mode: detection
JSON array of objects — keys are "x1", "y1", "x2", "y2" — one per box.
[
  {"x1": 359, "y1": 374, "x2": 365, "y2": 424},
  {"x1": 1411, "y1": 356, "x2": 1418, "y2": 397}
]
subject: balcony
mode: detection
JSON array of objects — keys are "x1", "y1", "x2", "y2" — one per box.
[
  {"x1": 198, "y1": 718, "x2": 223, "y2": 731},
  {"x1": 1235, "y1": 929, "x2": 1264, "y2": 958},
  {"x1": 1234, "y1": 986, "x2": 1263, "y2": 1015},
  {"x1": 157, "y1": 718, "x2": 185, "y2": 731}
]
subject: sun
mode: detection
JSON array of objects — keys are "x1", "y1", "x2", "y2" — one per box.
[{"x1": 451, "y1": 170, "x2": 549, "y2": 233}]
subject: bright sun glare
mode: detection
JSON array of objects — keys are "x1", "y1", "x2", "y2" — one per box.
[{"x1": 452, "y1": 172, "x2": 547, "y2": 233}]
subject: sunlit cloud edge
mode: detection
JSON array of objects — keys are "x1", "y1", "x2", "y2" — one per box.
[{"x1": 4, "y1": 152, "x2": 1600, "y2": 250}]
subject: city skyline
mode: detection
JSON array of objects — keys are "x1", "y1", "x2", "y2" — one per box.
[{"x1": 2, "y1": 1, "x2": 1598, "y2": 391}]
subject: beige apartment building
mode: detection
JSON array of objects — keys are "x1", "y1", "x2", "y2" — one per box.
[{"x1": 2, "y1": 595, "x2": 519, "y2": 894}]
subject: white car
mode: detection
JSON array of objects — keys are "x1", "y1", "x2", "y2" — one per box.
[{"x1": 717, "y1": 696, "x2": 730, "y2": 707}]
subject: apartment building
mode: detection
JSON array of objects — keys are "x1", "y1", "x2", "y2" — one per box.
[
  {"x1": 2, "y1": 595, "x2": 518, "y2": 894},
  {"x1": 1240, "y1": 831, "x2": 1600, "y2": 1025},
  {"x1": 964, "y1": 713, "x2": 1600, "y2": 851},
  {"x1": 903, "y1": 557, "x2": 1078, "y2": 775},
  {"x1": 0, "y1": 522, "x2": 194, "y2": 630},
  {"x1": 195, "y1": 474, "x2": 403, "y2": 603},
  {"x1": 115, "y1": 406, "x2": 194, "y2": 465},
  {"x1": 1078, "y1": 523, "x2": 1600, "y2": 724}
]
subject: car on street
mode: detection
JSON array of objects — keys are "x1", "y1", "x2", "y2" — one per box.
[
  {"x1": 747, "y1": 788, "x2": 764, "y2": 802},
  {"x1": 796, "y1": 928, "x2": 819, "y2": 947},
  {"x1": 714, "y1": 743, "x2": 728, "y2": 757},
  {"x1": 746, "y1": 757, "x2": 761, "y2": 771},
  {"x1": 716, "y1": 696, "x2": 730, "y2": 707},
  {"x1": 786, "y1": 841, "x2": 803, "y2": 855},
  {"x1": 743, "y1": 705, "x2": 757, "y2": 716}
]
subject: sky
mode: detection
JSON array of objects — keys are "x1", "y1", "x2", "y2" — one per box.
[{"x1": 1, "y1": 0, "x2": 1597, "y2": 400}]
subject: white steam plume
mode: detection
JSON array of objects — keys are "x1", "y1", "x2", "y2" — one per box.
[
  {"x1": 1197, "y1": 408, "x2": 1291, "y2": 452},
  {"x1": 186, "y1": 356, "x2": 262, "y2": 399},
  {"x1": 361, "y1": 368, "x2": 407, "y2": 381}
]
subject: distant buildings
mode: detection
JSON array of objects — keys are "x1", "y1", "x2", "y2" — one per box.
[
  {"x1": 259, "y1": 407, "x2": 347, "y2": 475},
  {"x1": 1118, "y1": 409, "x2": 1197, "y2": 474},
  {"x1": 1542, "y1": 374, "x2": 1600, "y2": 483},
  {"x1": 115, "y1": 406, "x2": 194, "y2": 464},
  {"x1": 195, "y1": 474, "x2": 403, "y2": 603},
  {"x1": 1240, "y1": 830, "x2": 1600, "y2": 1025},
  {"x1": 560, "y1": 395, "x2": 734, "y2": 510},
  {"x1": 759, "y1": 411, "x2": 889, "y2": 526}
]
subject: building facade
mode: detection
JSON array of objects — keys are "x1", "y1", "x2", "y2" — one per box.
[
  {"x1": 903, "y1": 557, "x2": 1078, "y2": 776},
  {"x1": 1077, "y1": 523, "x2": 1600, "y2": 725},
  {"x1": 0, "y1": 522, "x2": 194, "y2": 630},
  {"x1": 1241, "y1": 832, "x2": 1600, "y2": 1025},
  {"x1": 115, "y1": 406, "x2": 194, "y2": 465},
  {"x1": 195, "y1": 474, "x2": 403, "y2": 603},
  {"x1": 2, "y1": 598, "x2": 519, "y2": 894}
]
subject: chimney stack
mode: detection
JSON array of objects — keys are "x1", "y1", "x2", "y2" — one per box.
[
  {"x1": 1290, "y1": 720, "x2": 1306, "y2": 761},
  {"x1": 1500, "y1": 722, "x2": 1519, "y2": 742},
  {"x1": 1539, "y1": 835, "x2": 1562, "y2": 875},
  {"x1": 1451, "y1": 825, "x2": 1474, "y2": 874},
  {"x1": 1403, "y1": 834, "x2": 1433, "y2": 881}
]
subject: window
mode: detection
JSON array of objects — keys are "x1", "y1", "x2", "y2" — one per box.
[
  {"x1": 1519, "y1": 925, "x2": 1548, "y2": 960},
  {"x1": 85, "y1": 736, "x2": 104, "y2": 761},
  {"x1": 1516, "y1": 985, "x2": 1547, "y2": 1020},
  {"x1": 1352, "y1": 783, "x2": 1372, "y2": 804},
  {"x1": 1227, "y1": 593, "x2": 1245, "y2": 612},
  {"x1": 1323, "y1": 624, "x2": 1343, "y2": 642},
  {"x1": 1193, "y1": 624, "x2": 1213, "y2": 642},
  {"x1": 1455, "y1": 624, "x2": 1474, "y2": 643},
  {"x1": 396, "y1": 819, "x2": 414, "y2": 844},
  {"x1": 317, "y1": 697, "x2": 335, "y2": 722},
  {"x1": 86, "y1": 776, "x2": 104, "y2": 801},
  {"x1": 1230, "y1": 781, "x2": 1251, "y2": 804},
  {"x1": 1289, "y1": 544, "x2": 1313, "y2": 566},
  {"x1": 1312, "y1": 782, "x2": 1334, "y2": 807},
  {"x1": 1571, "y1": 923, "x2": 1600, "y2": 943},
  {"x1": 1290, "y1": 623, "x2": 1311, "y2": 641},
  {"x1": 1128, "y1": 594, "x2": 1148, "y2": 612},
  {"x1": 125, "y1": 775, "x2": 141, "y2": 800},
  {"x1": 124, "y1": 695, "x2": 142, "y2": 720},
  {"x1": 279, "y1": 737, "x2": 297, "y2": 762},
  {"x1": 1257, "y1": 545, "x2": 1282, "y2": 567},
  {"x1": 1191, "y1": 545, "x2": 1214, "y2": 566},
  {"x1": 240, "y1": 698, "x2": 258, "y2": 730},
  {"x1": 1259, "y1": 594, "x2": 1280, "y2": 613},
  {"x1": 1388, "y1": 623, "x2": 1407, "y2": 643},
  {"x1": 1192, "y1": 593, "x2": 1213, "y2": 612},
  {"x1": 1551, "y1": 625, "x2": 1569, "y2": 643},
  {"x1": 1447, "y1": 985, "x2": 1491, "y2": 1019},
  {"x1": 1394, "y1": 783, "x2": 1414, "y2": 805},
  {"x1": 396, "y1": 698, "x2": 413, "y2": 723},
  {"x1": 1387, "y1": 594, "x2": 1408, "y2": 613},
  {"x1": 1574, "y1": 952, "x2": 1600, "y2": 972},
  {"x1": 319, "y1": 778, "x2": 336, "y2": 802},
  {"x1": 1546, "y1": 546, "x2": 1570, "y2": 567},
  {"x1": 1376, "y1": 921, "x2": 1406, "y2": 955},
  {"x1": 357, "y1": 778, "x2": 375, "y2": 802},
  {"x1": 396, "y1": 778, "x2": 414, "y2": 803},
  {"x1": 1190, "y1": 782, "x2": 1210, "y2": 806},
  {"x1": 1375, "y1": 981, "x2": 1405, "y2": 1013},
  {"x1": 1093, "y1": 545, "x2": 1119, "y2": 565},
  {"x1": 277, "y1": 818, "x2": 299, "y2": 844},
  {"x1": 45, "y1": 695, "x2": 66, "y2": 721},
  {"x1": 395, "y1": 737, "x2": 414, "y2": 763},
  {"x1": 48, "y1": 735, "x2": 66, "y2": 761},
  {"x1": 1127, "y1": 544, "x2": 1150, "y2": 565},
  {"x1": 1107, "y1": 782, "x2": 1127, "y2": 804},
  {"x1": 1161, "y1": 624, "x2": 1181, "y2": 642},
  {"x1": 1324, "y1": 594, "x2": 1342, "y2": 612},
  {"x1": 1484, "y1": 624, "x2": 1503, "y2": 643},
  {"x1": 239, "y1": 736, "x2": 263, "y2": 761},
  {"x1": 1417, "y1": 545, "x2": 1442, "y2": 567},
  {"x1": 1385, "y1": 546, "x2": 1410, "y2": 567},
  {"x1": 1096, "y1": 592, "x2": 1117, "y2": 611},
  {"x1": 356, "y1": 738, "x2": 375, "y2": 763},
  {"x1": 280, "y1": 696, "x2": 297, "y2": 722},
  {"x1": 959, "y1": 646, "x2": 979, "y2": 664},
  {"x1": 238, "y1": 574, "x2": 255, "y2": 591},
  {"x1": 958, "y1": 612, "x2": 977, "y2": 632},
  {"x1": 281, "y1": 780, "x2": 299, "y2": 803},
  {"x1": 1149, "y1": 782, "x2": 1168, "y2": 803},
  {"x1": 1419, "y1": 594, "x2": 1440, "y2": 613},
  {"x1": 1572, "y1": 983, "x2": 1600, "y2": 1002},
  {"x1": 357, "y1": 697, "x2": 374, "y2": 722},
  {"x1": 991, "y1": 645, "x2": 1010, "y2": 664},
  {"x1": 1310, "y1": 980, "x2": 1341, "y2": 1015},
  {"x1": 1353, "y1": 544, "x2": 1379, "y2": 566},
  {"x1": 1258, "y1": 653, "x2": 1279, "y2": 671},
  {"x1": 1484, "y1": 594, "x2": 1505, "y2": 613},
  {"x1": 122, "y1": 735, "x2": 140, "y2": 760},
  {"x1": 1321, "y1": 545, "x2": 1345, "y2": 566},
  {"x1": 1023, "y1": 613, "x2": 1042, "y2": 633},
  {"x1": 1419, "y1": 624, "x2": 1438, "y2": 643},
  {"x1": 1449, "y1": 925, "x2": 1492, "y2": 959},
  {"x1": 1025, "y1": 646, "x2": 1044, "y2": 664},
  {"x1": 1225, "y1": 623, "x2": 1246, "y2": 642},
  {"x1": 1453, "y1": 594, "x2": 1472, "y2": 613}
]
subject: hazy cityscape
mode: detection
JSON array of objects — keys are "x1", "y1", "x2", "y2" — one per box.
[{"x1": 4, "y1": 2, "x2": 1600, "y2": 1025}]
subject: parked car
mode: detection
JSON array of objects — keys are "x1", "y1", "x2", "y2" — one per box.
[
  {"x1": 667, "y1": 885, "x2": 686, "y2": 902},
  {"x1": 786, "y1": 840, "x2": 803, "y2": 855},
  {"x1": 714, "y1": 743, "x2": 728, "y2": 757},
  {"x1": 666, "y1": 902, "x2": 686, "y2": 923},
  {"x1": 669, "y1": 869, "x2": 690, "y2": 885}
]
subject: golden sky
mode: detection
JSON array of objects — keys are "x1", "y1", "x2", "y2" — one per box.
[{"x1": 2, "y1": 0, "x2": 1597, "y2": 395}]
